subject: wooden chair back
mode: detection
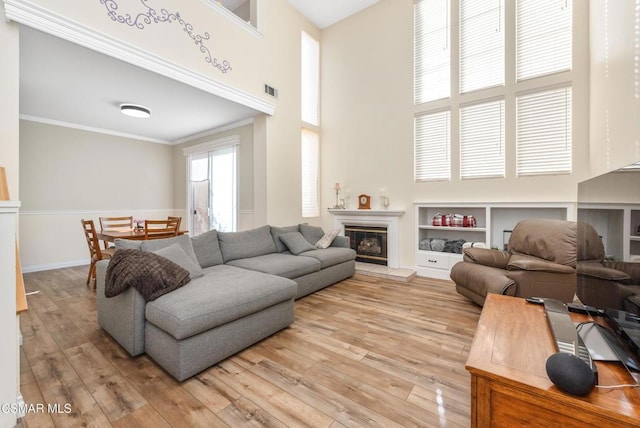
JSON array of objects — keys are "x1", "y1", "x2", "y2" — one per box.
[
  {"x1": 81, "y1": 219, "x2": 114, "y2": 287},
  {"x1": 168, "y1": 216, "x2": 182, "y2": 231},
  {"x1": 99, "y1": 216, "x2": 133, "y2": 231},
  {"x1": 144, "y1": 218, "x2": 180, "y2": 240}
]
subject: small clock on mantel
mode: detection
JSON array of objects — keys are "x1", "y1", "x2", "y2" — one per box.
[{"x1": 358, "y1": 194, "x2": 371, "y2": 210}]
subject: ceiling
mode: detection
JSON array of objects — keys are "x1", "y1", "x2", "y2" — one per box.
[{"x1": 19, "y1": 1, "x2": 380, "y2": 144}]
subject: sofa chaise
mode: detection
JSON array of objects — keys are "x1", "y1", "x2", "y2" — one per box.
[{"x1": 96, "y1": 223, "x2": 356, "y2": 381}]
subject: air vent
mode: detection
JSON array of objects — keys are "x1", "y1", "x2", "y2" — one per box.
[{"x1": 264, "y1": 84, "x2": 278, "y2": 98}]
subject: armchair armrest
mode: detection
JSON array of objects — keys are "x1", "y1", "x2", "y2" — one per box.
[
  {"x1": 462, "y1": 247, "x2": 509, "y2": 269},
  {"x1": 577, "y1": 261, "x2": 632, "y2": 281},
  {"x1": 507, "y1": 254, "x2": 575, "y2": 274},
  {"x1": 602, "y1": 261, "x2": 640, "y2": 283}
]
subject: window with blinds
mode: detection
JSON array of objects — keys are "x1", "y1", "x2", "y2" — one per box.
[
  {"x1": 459, "y1": 0, "x2": 504, "y2": 93},
  {"x1": 460, "y1": 99, "x2": 505, "y2": 179},
  {"x1": 516, "y1": 0, "x2": 572, "y2": 81},
  {"x1": 517, "y1": 87, "x2": 572, "y2": 176},
  {"x1": 414, "y1": 0, "x2": 450, "y2": 104},
  {"x1": 301, "y1": 129, "x2": 320, "y2": 217},
  {"x1": 301, "y1": 31, "x2": 320, "y2": 125},
  {"x1": 415, "y1": 110, "x2": 451, "y2": 181}
]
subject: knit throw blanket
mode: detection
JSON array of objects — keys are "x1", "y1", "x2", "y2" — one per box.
[{"x1": 105, "y1": 249, "x2": 190, "y2": 301}]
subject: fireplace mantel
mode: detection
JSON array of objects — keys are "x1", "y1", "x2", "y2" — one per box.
[{"x1": 328, "y1": 208, "x2": 405, "y2": 268}]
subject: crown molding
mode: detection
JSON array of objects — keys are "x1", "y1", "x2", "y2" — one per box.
[{"x1": 4, "y1": 0, "x2": 276, "y2": 115}]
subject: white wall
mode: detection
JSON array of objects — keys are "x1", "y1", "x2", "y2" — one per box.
[
  {"x1": 320, "y1": 0, "x2": 591, "y2": 268},
  {"x1": 19, "y1": 120, "x2": 176, "y2": 271},
  {"x1": 590, "y1": 0, "x2": 640, "y2": 176}
]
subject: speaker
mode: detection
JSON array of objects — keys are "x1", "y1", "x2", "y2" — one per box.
[{"x1": 545, "y1": 352, "x2": 596, "y2": 396}]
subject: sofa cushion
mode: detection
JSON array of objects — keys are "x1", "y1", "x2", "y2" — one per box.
[
  {"x1": 153, "y1": 243, "x2": 204, "y2": 279},
  {"x1": 299, "y1": 224, "x2": 325, "y2": 246},
  {"x1": 271, "y1": 225, "x2": 300, "y2": 253},
  {"x1": 279, "y1": 232, "x2": 317, "y2": 255},
  {"x1": 299, "y1": 247, "x2": 357, "y2": 269},
  {"x1": 145, "y1": 265, "x2": 296, "y2": 340},
  {"x1": 114, "y1": 239, "x2": 143, "y2": 250},
  {"x1": 218, "y1": 225, "x2": 277, "y2": 262},
  {"x1": 191, "y1": 229, "x2": 223, "y2": 268},
  {"x1": 141, "y1": 235, "x2": 200, "y2": 267},
  {"x1": 227, "y1": 253, "x2": 321, "y2": 279}
]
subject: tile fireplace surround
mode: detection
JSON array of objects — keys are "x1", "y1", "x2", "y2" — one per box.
[{"x1": 328, "y1": 209, "x2": 405, "y2": 268}]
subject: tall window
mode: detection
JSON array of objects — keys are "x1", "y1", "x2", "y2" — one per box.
[
  {"x1": 301, "y1": 129, "x2": 320, "y2": 217},
  {"x1": 301, "y1": 31, "x2": 320, "y2": 216},
  {"x1": 414, "y1": 0, "x2": 574, "y2": 181}
]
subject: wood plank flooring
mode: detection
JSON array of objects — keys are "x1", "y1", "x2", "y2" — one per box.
[{"x1": 18, "y1": 266, "x2": 482, "y2": 427}]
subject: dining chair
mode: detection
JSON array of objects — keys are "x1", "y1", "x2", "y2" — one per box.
[
  {"x1": 144, "y1": 218, "x2": 180, "y2": 240},
  {"x1": 168, "y1": 216, "x2": 182, "y2": 231},
  {"x1": 99, "y1": 216, "x2": 133, "y2": 249},
  {"x1": 81, "y1": 219, "x2": 115, "y2": 288}
]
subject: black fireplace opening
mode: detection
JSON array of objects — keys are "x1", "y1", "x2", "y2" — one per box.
[{"x1": 344, "y1": 225, "x2": 388, "y2": 266}]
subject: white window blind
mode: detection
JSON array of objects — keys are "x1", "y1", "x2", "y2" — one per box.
[
  {"x1": 516, "y1": 0, "x2": 572, "y2": 81},
  {"x1": 460, "y1": 0, "x2": 504, "y2": 93},
  {"x1": 517, "y1": 87, "x2": 572, "y2": 176},
  {"x1": 301, "y1": 129, "x2": 320, "y2": 217},
  {"x1": 415, "y1": 110, "x2": 451, "y2": 181},
  {"x1": 414, "y1": 0, "x2": 450, "y2": 104},
  {"x1": 301, "y1": 31, "x2": 319, "y2": 125},
  {"x1": 460, "y1": 99, "x2": 505, "y2": 179}
]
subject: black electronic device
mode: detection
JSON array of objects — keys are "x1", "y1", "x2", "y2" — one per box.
[
  {"x1": 566, "y1": 303, "x2": 604, "y2": 317},
  {"x1": 543, "y1": 299, "x2": 598, "y2": 393},
  {"x1": 605, "y1": 309, "x2": 640, "y2": 361}
]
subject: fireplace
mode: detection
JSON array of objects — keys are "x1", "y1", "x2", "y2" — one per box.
[{"x1": 345, "y1": 225, "x2": 388, "y2": 266}]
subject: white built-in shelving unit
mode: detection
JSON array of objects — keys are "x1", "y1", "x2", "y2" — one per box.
[
  {"x1": 414, "y1": 202, "x2": 575, "y2": 279},
  {"x1": 577, "y1": 203, "x2": 640, "y2": 261}
]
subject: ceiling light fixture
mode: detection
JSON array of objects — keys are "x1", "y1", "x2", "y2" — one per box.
[{"x1": 120, "y1": 103, "x2": 151, "y2": 118}]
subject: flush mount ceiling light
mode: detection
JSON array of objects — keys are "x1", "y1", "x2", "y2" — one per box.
[{"x1": 120, "y1": 103, "x2": 151, "y2": 118}]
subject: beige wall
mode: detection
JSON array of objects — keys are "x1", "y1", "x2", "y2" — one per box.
[
  {"x1": 589, "y1": 0, "x2": 640, "y2": 176},
  {"x1": 320, "y1": 0, "x2": 592, "y2": 268},
  {"x1": 579, "y1": 170, "x2": 640, "y2": 204},
  {"x1": 19, "y1": 120, "x2": 176, "y2": 270}
]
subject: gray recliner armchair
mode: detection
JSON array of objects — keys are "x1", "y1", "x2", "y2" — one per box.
[{"x1": 450, "y1": 219, "x2": 579, "y2": 306}]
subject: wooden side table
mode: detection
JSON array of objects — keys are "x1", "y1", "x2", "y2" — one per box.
[{"x1": 466, "y1": 294, "x2": 640, "y2": 427}]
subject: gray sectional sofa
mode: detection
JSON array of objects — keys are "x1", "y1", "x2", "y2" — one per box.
[{"x1": 96, "y1": 223, "x2": 355, "y2": 381}]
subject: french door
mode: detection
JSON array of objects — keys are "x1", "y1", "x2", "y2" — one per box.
[{"x1": 189, "y1": 145, "x2": 237, "y2": 236}]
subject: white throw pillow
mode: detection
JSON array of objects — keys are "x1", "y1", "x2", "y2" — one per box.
[{"x1": 315, "y1": 228, "x2": 341, "y2": 249}]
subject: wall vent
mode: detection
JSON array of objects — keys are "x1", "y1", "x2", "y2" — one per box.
[{"x1": 264, "y1": 84, "x2": 278, "y2": 98}]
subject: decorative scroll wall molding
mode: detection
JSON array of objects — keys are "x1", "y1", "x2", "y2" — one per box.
[{"x1": 99, "y1": 0, "x2": 232, "y2": 74}]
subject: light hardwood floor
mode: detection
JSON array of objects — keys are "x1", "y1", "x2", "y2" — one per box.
[{"x1": 18, "y1": 266, "x2": 482, "y2": 427}]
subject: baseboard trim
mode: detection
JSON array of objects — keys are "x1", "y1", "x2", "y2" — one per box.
[{"x1": 22, "y1": 259, "x2": 88, "y2": 274}]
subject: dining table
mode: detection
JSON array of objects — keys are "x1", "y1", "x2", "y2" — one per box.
[{"x1": 97, "y1": 227, "x2": 188, "y2": 242}]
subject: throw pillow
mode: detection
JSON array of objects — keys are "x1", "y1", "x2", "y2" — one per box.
[
  {"x1": 191, "y1": 229, "x2": 223, "y2": 268},
  {"x1": 153, "y1": 243, "x2": 204, "y2": 279},
  {"x1": 315, "y1": 228, "x2": 341, "y2": 249},
  {"x1": 279, "y1": 232, "x2": 317, "y2": 255},
  {"x1": 271, "y1": 225, "x2": 300, "y2": 253},
  {"x1": 141, "y1": 235, "x2": 200, "y2": 267},
  {"x1": 299, "y1": 223, "x2": 325, "y2": 245}
]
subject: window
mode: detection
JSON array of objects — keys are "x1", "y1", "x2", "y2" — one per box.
[
  {"x1": 301, "y1": 31, "x2": 319, "y2": 125},
  {"x1": 460, "y1": 99, "x2": 505, "y2": 179},
  {"x1": 516, "y1": 0, "x2": 572, "y2": 81},
  {"x1": 459, "y1": 0, "x2": 504, "y2": 93},
  {"x1": 413, "y1": 0, "x2": 574, "y2": 181},
  {"x1": 301, "y1": 31, "x2": 320, "y2": 216},
  {"x1": 415, "y1": 110, "x2": 451, "y2": 181},
  {"x1": 301, "y1": 129, "x2": 320, "y2": 217},
  {"x1": 517, "y1": 86, "x2": 572, "y2": 176},
  {"x1": 414, "y1": 0, "x2": 450, "y2": 104}
]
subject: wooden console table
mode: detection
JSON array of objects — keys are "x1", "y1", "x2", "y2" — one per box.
[{"x1": 466, "y1": 294, "x2": 640, "y2": 427}]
